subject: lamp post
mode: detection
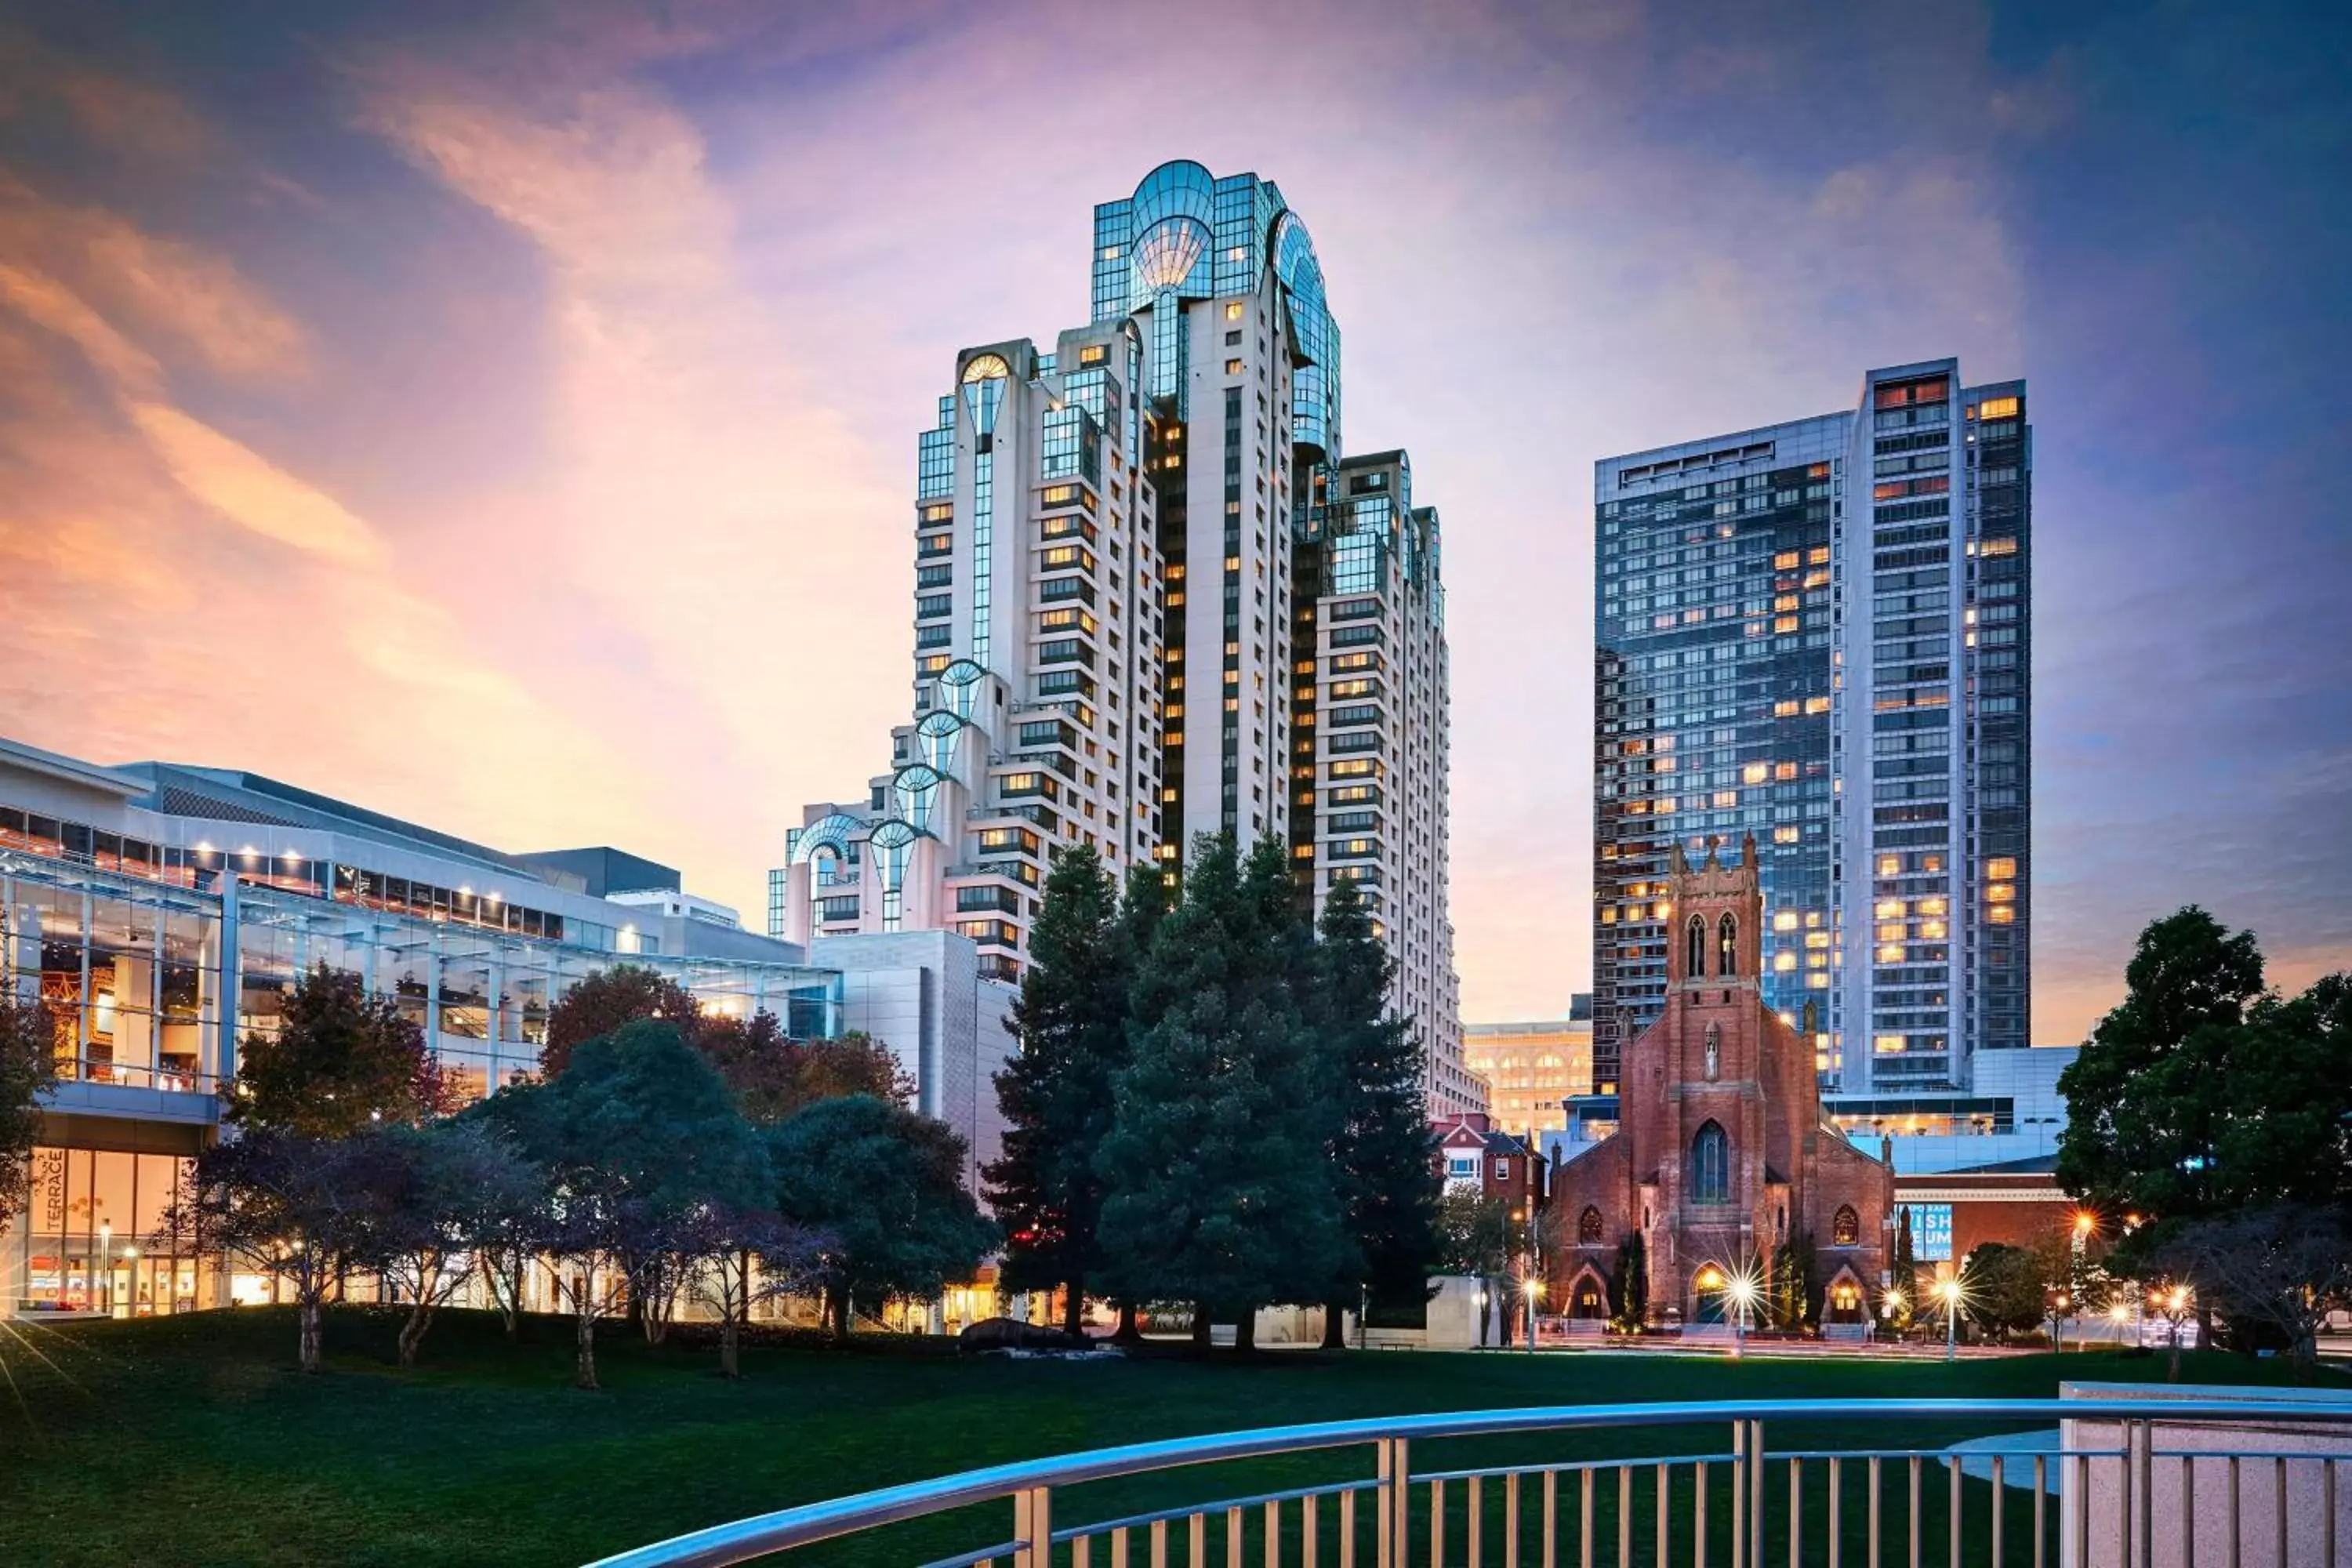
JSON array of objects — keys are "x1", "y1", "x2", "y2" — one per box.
[
  {"x1": 1524, "y1": 1277, "x2": 1544, "y2": 1355},
  {"x1": 1727, "y1": 1273, "x2": 1759, "y2": 1359},
  {"x1": 1939, "y1": 1274, "x2": 1964, "y2": 1362},
  {"x1": 98, "y1": 1220, "x2": 113, "y2": 1317}
]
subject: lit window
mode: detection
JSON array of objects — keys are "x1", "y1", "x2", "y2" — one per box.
[
  {"x1": 1988, "y1": 906, "x2": 2016, "y2": 924},
  {"x1": 1977, "y1": 395, "x2": 2019, "y2": 419},
  {"x1": 1773, "y1": 953, "x2": 1797, "y2": 972},
  {"x1": 1877, "y1": 855, "x2": 1900, "y2": 877},
  {"x1": 1874, "y1": 1034, "x2": 1905, "y2": 1054},
  {"x1": 1773, "y1": 826, "x2": 1799, "y2": 843},
  {"x1": 1772, "y1": 911, "x2": 1799, "y2": 931},
  {"x1": 1743, "y1": 763, "x2": 1770, "y2": 784},
  {"x1": 1875, "y1": 898, "x2": 1904, "y2": 918},
  {"x1": 1773, "y1": 699, "x2": 1800, "y2": 717},
  {"x1": 1225, "y1": 358, "x2": 1243, "y2": 375},
  {"x1": 1986, "y1": 857, "x2": 2016, "y2": 879},
  {"x1": 1805, "y1": 697, "x2": 1831, "y2": 715},
  {"x1": 1099, "y1": 245, "x2": 1121, "y2": 260},
  {"x1": 1876, "y1": 943, "x2": 1904, "y2": 964},
  {"x1": 1078, "y1": 344, "x2": 1108, "y2": 366},
  {"x1": 1224, "y1": 301, "x2": 1244, "y2": 321}
]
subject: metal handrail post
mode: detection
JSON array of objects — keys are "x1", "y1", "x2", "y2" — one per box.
[{"x1": 1014, "y1": 1486, "x2": 1053, "y2": 1568}]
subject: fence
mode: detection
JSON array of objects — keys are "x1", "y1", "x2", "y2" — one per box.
[{"x1": 585, "y1": 1396, "x2": 2352, "y2": 1568}]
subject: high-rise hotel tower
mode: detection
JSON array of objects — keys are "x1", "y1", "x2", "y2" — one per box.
[
  {"x1": 775, "y1": 162, "x2": 1474, "y2": 1113},
  {"x1": 1593, "y1": 360, "x2": 2029, "y2": 1098}
]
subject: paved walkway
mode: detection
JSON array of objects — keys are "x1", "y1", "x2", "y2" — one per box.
[{"x1": 1944, "y1": 1430, "x2": 2063, "y2": 1493}]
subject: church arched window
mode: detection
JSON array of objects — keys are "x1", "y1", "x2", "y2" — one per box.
[
  {"x1": 1690, "y1": 1120, "x2": 1730, "y2": 1205},
  {"x1": 1832, "y1": 1203, "x2": 1860, "y2": 1247},
  {"x1": 1686, "y1": 915, "x2": 1707, "y2": 979},
  {"x1": 1718, "y1": 913, "x2": 1738, "y2": 977},
  {"x1": 1579, "y1": 1205, "x2": 1604, "y2": 1244}
]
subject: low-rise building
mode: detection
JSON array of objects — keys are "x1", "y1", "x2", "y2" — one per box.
[{"x1": 0, "y1": 734, "x2": 1014, "y2": 1319}]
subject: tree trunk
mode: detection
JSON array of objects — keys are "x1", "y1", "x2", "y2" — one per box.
[
  {"x1": 1233, "y1": 1309, "x2": 1257, "y2": 1356},
  {"x1": 832, "y1": 1287, "x2": 854, "y2": 1343},
  {"x1": 1062, "y1": 1277, "x2": 1087, "y2": 1338},
  {"x1": 720, "y1": 1314, "x2": 741, "y2": 1379},
  {"x1": 575, "y1": 1300, "x2": 600, "y2": 1391},
  {"x1": 2168, "y1": 1323, "x2": 2183, "y2": 1381},
  {"x1": 1321, "y1": 1299, "x2": 1348, "y2": 1351},
  {"x1": 298, "y1": 1297, "x2": 323, "y2": 1374},
  {"x1": 397, "y1": 1301, "x2": 432, "y2": 1367},
  {"x1": 1190, "y1": 1302, "x2": 1212, "y2": 1353},
  {"x1": 1112, "y1": 1301, "x2": 1142, "y2": 1345}
]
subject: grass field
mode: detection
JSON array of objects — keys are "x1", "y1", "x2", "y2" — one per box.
[{"x1": 0, "y1": 1308, "x2": 2326, "y2": 1566}]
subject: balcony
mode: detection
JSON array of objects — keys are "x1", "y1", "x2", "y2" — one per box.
[{"x1": 588, "y1": 1394, "x2": 2352, "y2": 1566}]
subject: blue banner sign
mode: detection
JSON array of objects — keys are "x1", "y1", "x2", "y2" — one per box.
[{"x1": 1908, "y1": 1203, "x2": 1954, "y2": 1263}]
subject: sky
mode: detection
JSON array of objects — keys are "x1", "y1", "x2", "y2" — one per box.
[{"x1": 0, "y1": 0, "x2": 2345, "y2": 1044}]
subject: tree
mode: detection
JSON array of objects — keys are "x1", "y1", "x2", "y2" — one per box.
[
  {"x1": 539, "y1": 965, "x2": 700, "y2": 1080},
  {"x1": 2152, "y1": 1205, "x2": 2352, "y2": 1368},
  {"x1": 172, "y1": 1131, "x2": 395, "y2": 1372},
  {"x1": 1096, "y1": 835, "x2": 1344, "y2": 1352},
  {"x1": 1310, "y1": 877, "x2": 1439, "y2": 1348},
  {"x1": 545, "y1": 964, "x2": 910, "y2": 1120},
  {"x1": 784, "y1": 1032, "x2": 915, "y2": 1113},
  {"x1": 2056, "y1": 907, "x2": 2268, "y2": 1219},
  {"x1": 675, "y1": 1204, "x2": 826, "y2": 1377},
  {"x1": 361, "y1": 1120, "x2": 541, "y2": 1367},
  {"x1": 1890, "y1": 1207, "x2": 1919, "y2": 1330},
  {"x1": 1769, "y1": 1232, "x2": 1818, "y2": 1332},
  {"x1": 766, "y1": 1094, "x2": 996, "y2": 1341},
  {"x1": 0, "y1": 993, "x2": 56, "y2": 1219},
  {"x1": 1610, "y1": 1230, "x2": 1648, "y2": 1330},
  {"x1": 1961, "y1": 1241, "x2": 2052, "y2": 1340},
  {"x1": 228, "y1": 964, "x2": 445, "y2": 1137},
  {"x1": 1436, "y1": 1189, "x2": 1528, "y2": 1346},
  {"x1": 468, "y1": 1021, "x2": 771, "y2": 1387},
  {"x1": 985, "y1": 844, "x2": 1131, "y2": 1335}
]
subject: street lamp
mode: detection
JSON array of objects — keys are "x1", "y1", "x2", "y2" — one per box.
[
  {"x1": 1523, "y1": 1277, "x2": 1544, "y2": 1355},
  {"x1": 1726, "y1": 1272, "x2": 1761, "y2": 1359},
  {"x1": 1938, "y1": 1274, "x2": 1965, "y2": 1362},
  {"x1": 98, "y1": 1221, "x2": 113, "y2": 1318}
]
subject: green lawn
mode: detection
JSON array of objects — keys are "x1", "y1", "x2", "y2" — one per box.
[{"x1": 0, "y1": 1308, "x2": 2325, "y2": 1566}]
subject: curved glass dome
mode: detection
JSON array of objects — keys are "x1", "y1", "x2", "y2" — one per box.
[
  {"x1": 1131, "y1": 159, "x2": 1216, "y2": 234},
  {"x1": 1131, "y1": 216, "x2": 1209, "y2": 292}
]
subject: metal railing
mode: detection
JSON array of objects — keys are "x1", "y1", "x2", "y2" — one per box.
[{"x1": 586, "y1": 1396, "x2": 2352, "y2": 1568}]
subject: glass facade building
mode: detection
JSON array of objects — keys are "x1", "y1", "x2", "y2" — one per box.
[
  {"x1": 1594, "y1": 360, "x2": 2031, "y2": 1096},
  {"x1": 778, "y1": 160, "x2": 1473, "y2": 1112},
  {"x1": 1, "y1": 734, "x2": 856, "y2": 1319}
]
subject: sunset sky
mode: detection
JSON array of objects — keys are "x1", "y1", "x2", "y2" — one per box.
[{"x1": 1, "y1": 0, "x2": 2344, "y2": 1041}]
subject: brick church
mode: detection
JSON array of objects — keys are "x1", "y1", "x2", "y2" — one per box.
[{"x1": 1552, "y1": 837, "x2": 1894, "y2": 1328}]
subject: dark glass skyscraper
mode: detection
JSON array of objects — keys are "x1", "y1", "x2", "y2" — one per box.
[{"x1": 1594, "y1": 361, "x2": 2030, "y2": 1095}]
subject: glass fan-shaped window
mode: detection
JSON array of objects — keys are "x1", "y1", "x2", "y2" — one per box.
[
  {"x1": 1832, "y1": 1204, "x2": 1860, "y2": 1247},
  {"x1": 1718, "y1": 913, "x2": 1738, "y2": 977},
  {"x1": 1131, "y1": 216, "x2": 1209, "y2": 292},
  {"x1": 1690, "y1": 1120, "x2": 1730, "y2": 1205},
  {"x1": 960, "y1": 354, "x2": 1011, "y2": 384},
  {"x1": 1686, "y1": 915, "x2": 1708, "y2": 979}
]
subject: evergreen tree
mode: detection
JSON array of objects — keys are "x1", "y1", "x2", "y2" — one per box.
[
  {"x1": 1309, "y1": 877, "x2": 1439, "y2": 1346},
  {"x1": 1769, "y1": 1231, "x2": 1818, "y2": 1332},
  {"x1": 1611, "y1": 1230, "x2": 1647, "y2": 1330},
  {"x1": 984, "y1": 844, "x2": 1128, "y2": 1334},
  {"x1": 1096, "y1": 834, "x2": 1343, "y2": 1351},
  {"x1": 1891, "y1": 1207, "x2": 1919, "y2": 1330}
]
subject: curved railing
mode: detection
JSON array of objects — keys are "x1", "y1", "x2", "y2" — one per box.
[{"x1": 586, "y1": 1396, "x2": 2352, "y2": 1567}]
